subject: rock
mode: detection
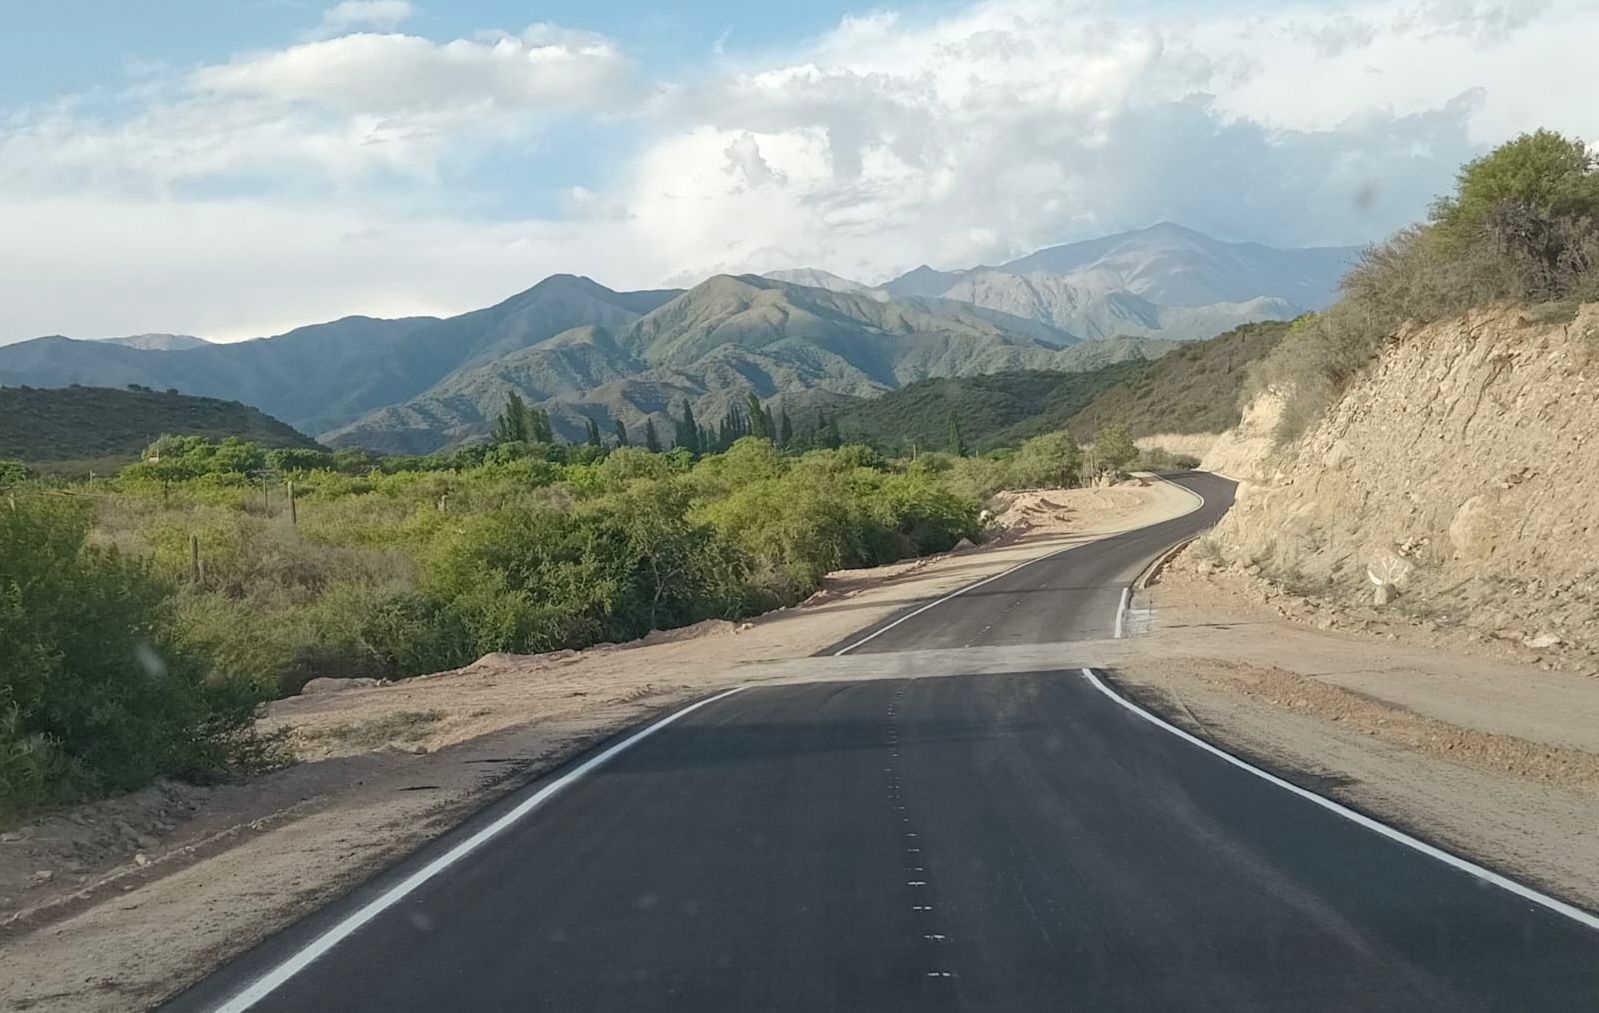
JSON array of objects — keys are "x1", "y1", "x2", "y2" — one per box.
[
  {"x1": 0, "y1": 831, "x2": 23, "y2": 843},
  {"x1": 1373, "y1": 583, "x2": 1392, "y2": 607},
  {"x1": 737, "y1": 622, "x2": 754, "y2": 632},
  {"x1": 29, "y1": 870, "x2": 53, "y2": 886},
  {"x1": 300, "y1": 677, "x2": 381, "y2": 696},
  {"x1": 1523, "y1": 633, "x2": 1563, "y2": 650},
  {"x1": 953, "y1": 538, "x2": 976, "y2": 551},
  {"x1": 134, "y1": 853, "x2": 151, "y2": 868}
]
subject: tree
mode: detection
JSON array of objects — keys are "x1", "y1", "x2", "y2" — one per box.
[
  {"x1": 946, "y1": 413, "x2": 967, "y2": 457},
  {"x1": 1088, "y1": 422, "x2": 1138, "y2": 477},
  {"x1": 676, "y1": 401, "x2": 702, "y2": 455},
  {"x1": 612, "y1": 418, "x2": 629, "y2": 447},
  {"x1": 778, "y1": 409, "x2": 794, "y2": 449},
  {"x1": 746, "y1": 393, "x2": 772, "y2": 441},
  {"x1": 492, "y1": 391, "x2": 530, "y2": 444},
  {"x1": 585, "y1": 417, "x2": 603, "y2": 448},
  {"x1": 528, "y1": 406, "x2": 555, "y2": 444},
  {"x1": 643, "y1": 418, "x2": 662, "y2": 453},
  {"x1": 1430, "y1": 129, "x2": 1599, "y2": 250}
]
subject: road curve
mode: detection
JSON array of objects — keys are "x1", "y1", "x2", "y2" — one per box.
[{"x1": 164, "y1": 472, "x2": 1599, "y2": 1013}]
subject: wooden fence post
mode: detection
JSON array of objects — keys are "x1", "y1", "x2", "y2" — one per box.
[
  {"x1": 190, "y1": 533, "x2": 201, "y2": 585},
  {"x1": 287, "y1": 480, "x2": 297, "y2": 525}
]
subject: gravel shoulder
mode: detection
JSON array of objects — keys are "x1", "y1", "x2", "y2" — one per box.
[{"x1": 0, "y1": 479, "x2": 1189, "y2": 1013}]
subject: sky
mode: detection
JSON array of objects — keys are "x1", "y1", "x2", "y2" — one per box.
[{"x1": 1, "y1": 0, "x2": 1594, "y2": 343}]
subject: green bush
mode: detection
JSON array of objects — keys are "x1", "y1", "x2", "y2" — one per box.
[
  {"x1": 1005, "y1": 432, "x2": 1082, "y2": 488},
  {"x1": 1247, "y1": 129, "x2": 1599, "y2": 444},
  {"x1": 0, "y1": 495, "x2": 263, "y2": 815}
]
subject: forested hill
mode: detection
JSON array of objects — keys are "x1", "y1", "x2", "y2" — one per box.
[
  {"x1": 832, "y1": 364, "x2": 1143, "y2": 455},
  {"x1": 1062, "y1": 320, "x2": 1291, "y2": 440},
  {"x1": 0, "y1": 385, "x2": 322, "y2": 470},
  {"x1": 829, "y1": 319, "x2": 1291, "y2": 455}
]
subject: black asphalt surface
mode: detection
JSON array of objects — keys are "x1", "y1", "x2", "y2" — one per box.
[
  {"x1": 166, "y1": 473, "x2": 1599, "y2": 1013},
  {"x1": 822, "y1": 471, "x2": 1236, "y2": 653}
]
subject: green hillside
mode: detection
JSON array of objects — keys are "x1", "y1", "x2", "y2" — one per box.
[
  {"x1": 0, "y1": 385, "x2": 323, "y2": 471},
  {"x1": 832, "y1": 362, "x2": 1144, "y2": 454},
  {"x1": 1064, "y1": 320, "x2": 1291, "y2": 440},
  {"x1": 828, "y1": 320, "x2": 1289, "y2": 455}
]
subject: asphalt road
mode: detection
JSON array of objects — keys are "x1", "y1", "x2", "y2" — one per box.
[{"x1": 167, "y1": 473, "x2": 1599, "y2": 1013}]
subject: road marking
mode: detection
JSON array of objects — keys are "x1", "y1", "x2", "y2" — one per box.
[
  {"x1": 207, "y1": 686, "x2": 748, "y2": 1013},
  {"x1": 1080, "y1": 668, "x2": 1599, "y2": 934},
  {"x1": 836, "y1": 474, "x2": 1207, "y2": 655},
  {"x1": 832, "y1": 542, "x2": 1097, "y2": 655},
  {"x1": 1113, "y1": 586, "x2": 1130, "y2": 639}
]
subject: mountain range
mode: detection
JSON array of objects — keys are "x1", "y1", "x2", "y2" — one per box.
[
  {"x1": 0, "y1": 223, "x2": 1357, "y2": 454},
  {"x1": 772, "y1": 223, "x2": 1355, "y2": 342}
]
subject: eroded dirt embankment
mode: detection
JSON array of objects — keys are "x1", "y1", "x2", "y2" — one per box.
[{"x1": 1204, "y1": 302, "x2": 1599, "y2": 676}]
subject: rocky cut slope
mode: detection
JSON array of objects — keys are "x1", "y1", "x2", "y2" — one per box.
[{"x1": 1206, "y1": 303, "x2": 1599, "y2": 672}]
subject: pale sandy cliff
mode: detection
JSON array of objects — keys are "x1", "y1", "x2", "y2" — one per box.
[{"x1": 1203, "y1": 302, "x2": 1599, "y2": 672}]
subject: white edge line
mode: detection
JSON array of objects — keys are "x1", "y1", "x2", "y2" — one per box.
[
  {"x1": 211, "y1": 685, "x2": 747, "y2": 1013},
  {"x1": 834, "y1": 473, "x2": 1207, "y2": 656},
  {"x1": 1079, "y1": 667, "x2": 1599, "y2": 934},
  {"x1": 1113, "y1": 586, "x2": 1130, "y2": 639}
]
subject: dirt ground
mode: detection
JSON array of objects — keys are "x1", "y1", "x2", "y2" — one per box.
[
  {"x1": 0, "y1": 479, "x2": 1190, "y2": 1013},
  {"x1": 1111, "y1": 554, "x2": 1599, "y2": 911}
]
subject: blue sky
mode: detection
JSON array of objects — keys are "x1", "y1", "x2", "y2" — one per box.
[{"x1": 1, "y1": 0, "x2": 1594, "y2": 342}]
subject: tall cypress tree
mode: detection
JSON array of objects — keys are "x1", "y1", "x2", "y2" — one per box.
[
  {"x1": 493, "y1": 391, "x2": 529, "y2": 444},
  {"x1": 585, "y1": 417, "x2": 603, "y2": 447},
  {"x1": 778, "y1": 409, "x2": 794, "y2": 448},
  {"x1": 679, "y1": 400, "x2": 701, "y2": 455},
  {"x1": 527, "y1": 406, "x2": 554, "y2": 444},
  {"x1": 643, "y1": 418, "x2": 662, "y2": 453},
  {"x1": 612, "y1": 418, "x2": 629, "y2": 447},
  {"x1": 947, "y1": 412, "x2": 967, "y2": 457},
  {"x1": 745, "y1": 392, "x2": 770, "y2": 440}
]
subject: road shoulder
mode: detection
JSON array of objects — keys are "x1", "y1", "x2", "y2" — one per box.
[{"x1": 1110, "y1": 555, "x2": 1599, "y2": 913}]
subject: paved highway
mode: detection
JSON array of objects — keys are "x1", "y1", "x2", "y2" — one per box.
[{"x1": 166, "y1": 472, "x2": 1599, "y2": 1012}]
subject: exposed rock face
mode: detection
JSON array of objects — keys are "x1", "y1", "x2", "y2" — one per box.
[{"x1": 1206, "y1": 303, "x2": 1599, "y2": 661}]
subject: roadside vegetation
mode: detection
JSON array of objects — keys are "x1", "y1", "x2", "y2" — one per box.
[
  {"x1": 1250, "y1": 129, "x2": 1599, "y2": 441},
  {"x1": 0, "y1": 395, "x2": 1165, "y2": 816}
]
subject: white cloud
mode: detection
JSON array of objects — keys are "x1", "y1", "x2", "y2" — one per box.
[
  {"x1": 0, "y1": 195, "x2": 632, "y2": 342},
  {"x1": 192, "y1": 27, "x2": 636, "y2": 115},
  {"x1": 3, "y1": 0, "x2": 1599, "y2": 342},
  {"x1": 317, "y1": 1, "x2": 415, "y2": 35}
]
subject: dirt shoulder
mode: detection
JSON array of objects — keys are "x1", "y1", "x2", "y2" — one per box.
[
  {"x1": 1110, "y1": 554, "x2": 1599, "y2": 912},
  {"x1": 0, "y1": 478, "x2": 1191, "y2": 1013}
]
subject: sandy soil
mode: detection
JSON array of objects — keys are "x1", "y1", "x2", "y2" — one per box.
[{"x1": 0, "y1": 479, "x2": 1193, "y2": 1013}]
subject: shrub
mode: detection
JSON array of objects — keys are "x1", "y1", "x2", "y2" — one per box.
[
  {"x1": 0, "y1": 495, "x2": 263, "y2": 814},
  {"x1": 1005, "y1": 432, "x2": 1081, "y2": 488},
  {"x1": 1246, "y1": 129, "x2": 1599, "y2": 444}
]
